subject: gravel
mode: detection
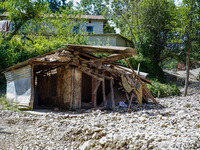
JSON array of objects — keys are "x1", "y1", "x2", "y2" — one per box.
[{"x1": 0, "y1": 86, "x2": 200, "y2": 149}]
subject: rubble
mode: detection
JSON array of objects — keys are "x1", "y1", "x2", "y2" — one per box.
[
  {"x1": 3, "y1": 45, "x2": 158, "y2": 111},
  {"x1": 0, "y1": 90, "x2": 199, "y2": 149}
]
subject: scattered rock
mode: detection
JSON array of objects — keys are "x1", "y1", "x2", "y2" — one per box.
[{"x1": 0, "y1": 91, "x2": 200, "y2": 149}]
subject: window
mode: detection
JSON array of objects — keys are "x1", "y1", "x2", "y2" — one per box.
[
  {"x1": 73, "y1": 26, "x2": 79, "y2": 34},
  {"x1": 86, "y1": 26, "x2": 93, "y2": 33}
]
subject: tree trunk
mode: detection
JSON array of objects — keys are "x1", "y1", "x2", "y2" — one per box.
[{"x1": 184, "y1": 38, "x2": 191, "y2": 96}]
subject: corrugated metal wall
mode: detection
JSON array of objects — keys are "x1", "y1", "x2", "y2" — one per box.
[{"x1": 5, "y1": 65, "x2": 32, "y2": 106}]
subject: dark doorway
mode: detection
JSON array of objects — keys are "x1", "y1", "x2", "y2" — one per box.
[{"x1": 81, "y1": 72, "x2": 92, "y2": 103}]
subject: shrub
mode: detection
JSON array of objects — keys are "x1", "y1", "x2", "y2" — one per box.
[
  {"x1": 118, "y1": 54, "x2": 165, "y2": 82},
  {"x1": 147, "y1": 80, "x2": 180, "y2": 98},
  {"x1": 197, "y1": 72, "x2": 200, "y2": 80},
  {"x1": 0, "y1": 95, "x2": 19, "y2": 111}
]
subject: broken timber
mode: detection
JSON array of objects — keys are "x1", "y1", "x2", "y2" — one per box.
[{"x1": 3, "y1": 44, "x2": 160, "y2": 111}]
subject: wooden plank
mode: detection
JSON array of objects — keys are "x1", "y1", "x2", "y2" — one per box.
[
  {"x1": 67, "y1": 45, "x2": 137, "y2": 54},
  {"x1": 122, "y1": 55, "x2": 159, "y2": 105},
  {"x1": 110, "y1": 78, "x2": 115, "y2": 111},
  {"x1": 82, "y1": 54, "x2": 134, "y2": 63},
  {"x1": 72, "y1": 67, "x2": 82, "y2": 109}
]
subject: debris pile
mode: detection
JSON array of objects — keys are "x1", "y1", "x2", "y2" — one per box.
[
  {"x1": 4, "y1": 45, "x2": 160, "y2": 111},
  {"x1": 34, "y1": 45, "x2": 159, "y2": 111}
]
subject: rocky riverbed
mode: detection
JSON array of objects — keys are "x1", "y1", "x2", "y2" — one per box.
[{"x1": 0, "y1": 88, "x2": 200, "y2": 149}]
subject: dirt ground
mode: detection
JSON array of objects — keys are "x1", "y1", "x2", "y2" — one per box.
[{"x1": 0, "y1": 83, "x2": 199, "y2": 150}]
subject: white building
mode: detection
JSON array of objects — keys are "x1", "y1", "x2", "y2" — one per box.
[
  {"x1": 75, "y1": 15, "x2": 132, "y2": 47},
  {"x1": 0, "y1": 13, "x2": 133, "y2": 47}
]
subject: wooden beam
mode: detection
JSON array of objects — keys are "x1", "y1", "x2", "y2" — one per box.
[
  {"x1": 128, "y1": 92, "x2": 135, "y2": 112},
  {"x1": 67, "y1": 45, "x2": 137, "y2": 55},
  {"x1": 102, "y1": 77, "x2": 107, "y2": 107},
  {"x1": 69, "y1": 67, "x2": 74, "y2": 110},
  {"x1": 79, "y1": 68, "x2": 104, "y2": 82},
  {"x1": 92, "y1": 80, "x2": 101, "y2": 95},
  {"x1": 79, "y1": 52, "x2": 151, "y2": 84},
  {"x1": 92, "y1": 69, "x2": 98, "y2": 107},
  {"x1": 122, "y1": 55, "x2": 159, "y2": 105},
  {"x1": 82, "y1": 54, "x2": 133, "y2": 63},
  {"x1": 73, "y1": 67, "x2": 82, "y2": 109},
  {"x1": 110, "y1": 78, "x2": 115, "y2": 111}
]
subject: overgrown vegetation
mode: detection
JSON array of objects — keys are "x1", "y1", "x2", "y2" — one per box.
[
  {"x1": 0, "y1": 95, "x2": 19, "y2": 111},
  {"x1": 1, "y1": 0, "x2": 199, "y2": 97},
  {"x1": 147, "y1": 81, "x2": 180, "y2": 98},
  {"x1": 197, "y1": 72, "x2": 200, "y2": 81}
]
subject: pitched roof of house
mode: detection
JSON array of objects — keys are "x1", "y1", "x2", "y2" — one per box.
[
  {"x1": 0, "y1": 13, "x2": 8, "y2": 18},
  {"x1": 0, "y1": 12, "x2": 107, "y2": 21},
  {"x1": 79, "y1": 15, "x2": 106, "y2": 20},
  {"x1": 47, "y1": 14, "x2": 107, "y2": 21}
]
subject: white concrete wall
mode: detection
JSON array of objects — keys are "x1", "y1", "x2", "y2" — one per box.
[
  {"x1": 116, "y1": 36, "x2": 127, "y2": 47},
  {"x1": 80, "y1": 20, "x2": 104, "y2": 34},
  {"x1": 87, "y1": 34, "x2": 132, "y2": 47},
  {"x1": 87, "y1": 35, "x2": 117, "y2": 46}
]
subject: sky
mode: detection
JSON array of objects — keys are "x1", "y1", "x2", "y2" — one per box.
[{"x1": 174, "y1": 0, "x2": 182, "y2": 6}]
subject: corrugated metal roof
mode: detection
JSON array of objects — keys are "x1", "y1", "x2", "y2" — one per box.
[{"x1": 5, "y1": 65, "x2": 31, "y2": 82}]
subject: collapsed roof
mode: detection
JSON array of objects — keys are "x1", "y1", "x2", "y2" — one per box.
[{"x1": 3, "y1": 45, "x2": 159, "y2": 110}]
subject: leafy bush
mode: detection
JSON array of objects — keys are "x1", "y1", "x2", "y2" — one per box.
[
  {"x1": 147, "y1": 80, "x2": 180, "y2": 98},
  {"x1": 197, "y1": 72, "x2": 200, "y2": 80},
  {"x1": 0, "y1": 95, "x2": 19, "y2": 111},
  {"x1": 118, "y1": 54, "x2": 165, "y2": 82},
  {"x1": 161, "y1": 59, "x2": 178, "y2": 70}
]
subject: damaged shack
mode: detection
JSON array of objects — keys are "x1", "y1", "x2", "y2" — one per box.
[{"x1": 3, "y1": 45, "x2": 159, "y2": 110}]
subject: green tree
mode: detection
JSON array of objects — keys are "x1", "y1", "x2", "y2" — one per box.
[
  {"x1": 0, "y1": 0, "x2": 47, "y2": 42},
  {"x1": 172, "y1": 0, "x2": 200, "y2": 96},
  {"x1": 47, "y1": 0, "x2": 73, "y2": 13},
  {"x1": 77, "y1": 0, "x2": 109, "y2": 15},
  {"x1": 110, "y1": 0, "x2": 176, "y2": 79},
  {"x1": 0, "y1": 0, "x2": 87, "y2": 89}
]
